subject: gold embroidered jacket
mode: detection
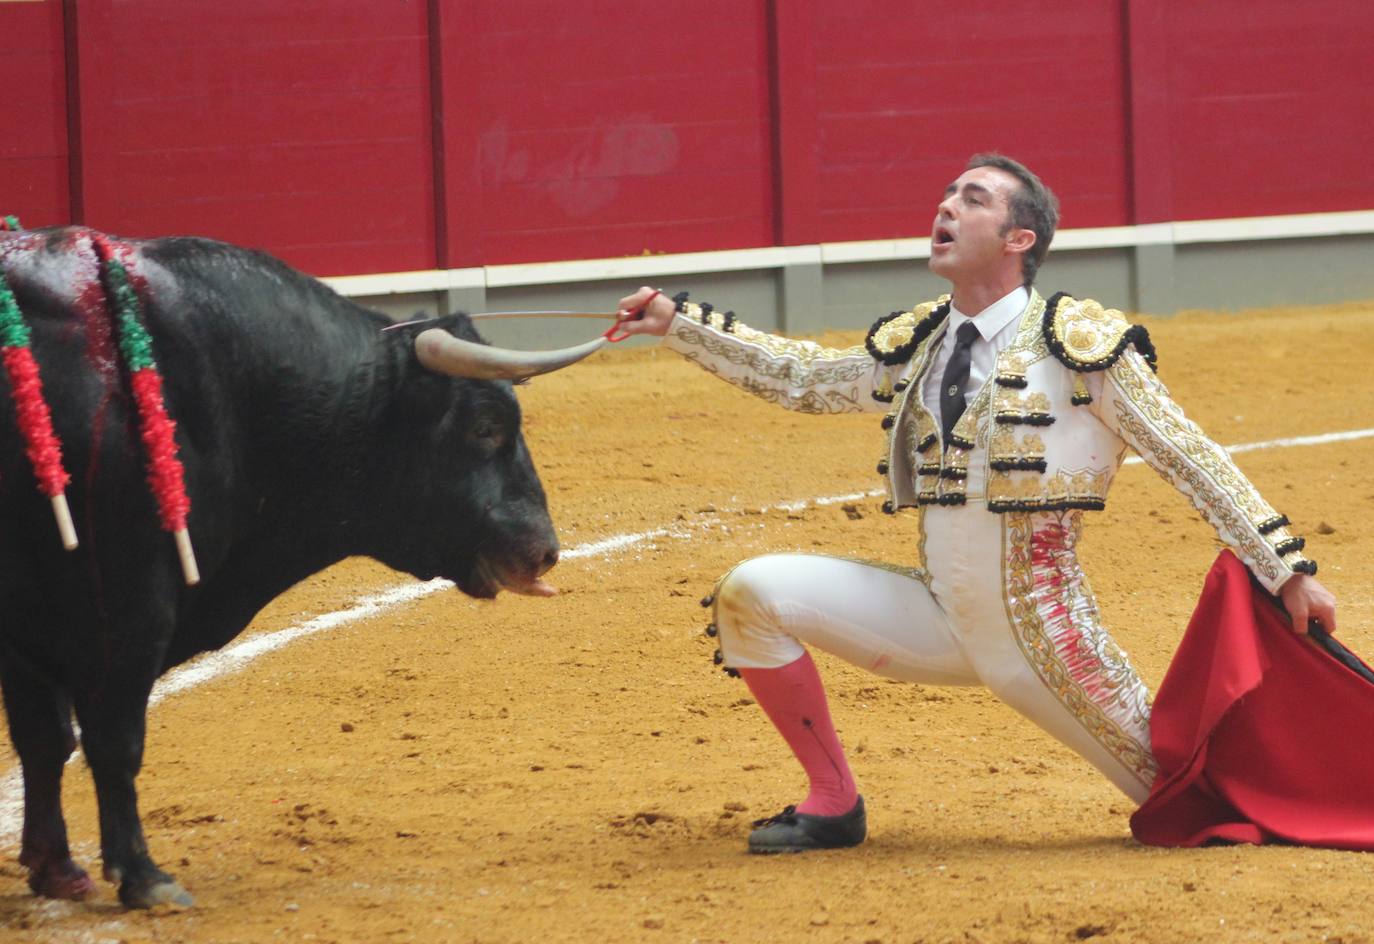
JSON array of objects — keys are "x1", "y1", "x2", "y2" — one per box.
[{"x1": 662, "y1": 290, "x2": 1314, "y2": 594}]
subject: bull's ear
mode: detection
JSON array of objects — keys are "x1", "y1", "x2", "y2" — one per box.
[{"x1": 414, "y1": 328, "x2": 605, "y2": 382}]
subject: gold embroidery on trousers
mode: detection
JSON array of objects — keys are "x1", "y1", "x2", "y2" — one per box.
[{"x1": 1002, "y1": 512, "x2": 1156, "y2": 785}]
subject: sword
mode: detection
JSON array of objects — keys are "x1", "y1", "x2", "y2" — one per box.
[
  {"x1": 468, "y1": 311, "x2": 619, "y2": 321},
  {"x1": 381, "y1": 311, "x2": 622, "y2": 332},
  {"x1": 383, "y1": 305, "x2": 654, "y2": 346},
  {"x1": 382, "y1": 290, "x2": 661, "y2": 343}
]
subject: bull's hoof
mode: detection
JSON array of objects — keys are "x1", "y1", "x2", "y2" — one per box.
[
  {"x1": 119, "y1": 877, "x2": 195, "y2": 910},
  {"x1": 27, "y1": 858, "x2": 97, "y2": 900}
]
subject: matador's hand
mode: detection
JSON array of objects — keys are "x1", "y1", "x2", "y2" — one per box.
[
  {"x1": 613, "y1": 286, "x2": 677, "y2": 338},
  {"x1": 1280, "y1": 573, "x2": 1337, "y2": 634}
]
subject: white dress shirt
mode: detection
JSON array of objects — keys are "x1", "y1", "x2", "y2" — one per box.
[{"x1": 920, "y1": 285, "x2": 1029, "y2": 419}]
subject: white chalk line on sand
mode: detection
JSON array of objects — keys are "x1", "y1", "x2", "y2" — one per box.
[
  {"x1": 3, "y1": 424, "x2": 1373, "y2": 847},
  {"x1": 1122, "y1": 426, "x2": 1374, "y2": 466}
]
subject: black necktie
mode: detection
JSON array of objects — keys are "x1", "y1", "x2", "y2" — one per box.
[{"x1": 939, "y1": 321, "x2": 981, "y2": 443}]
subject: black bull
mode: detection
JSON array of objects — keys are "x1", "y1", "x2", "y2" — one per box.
[{"x1": 0, "y1": 228, "x2": 574, "y2": 908}]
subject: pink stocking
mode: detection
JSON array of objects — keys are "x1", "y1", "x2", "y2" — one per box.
[{"x1": 739, "y1": 651, "x2": 858, "y2": 816}]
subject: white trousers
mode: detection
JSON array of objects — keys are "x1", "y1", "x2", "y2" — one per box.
[{"x1": 712, "y1": 503, "x2": 1157, "y2": 801}]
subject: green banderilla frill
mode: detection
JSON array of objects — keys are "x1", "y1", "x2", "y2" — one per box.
[
  {"x1": 0, "y1": 274, "x2": 33, "y2": 349},
  {"x1": 102, "y1": 255, "x2": 158, "y2": 371}
]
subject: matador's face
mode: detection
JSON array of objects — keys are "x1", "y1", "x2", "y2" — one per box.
[{"x1": 929, "y1": 165, "x2": 1030, "y2": 285}]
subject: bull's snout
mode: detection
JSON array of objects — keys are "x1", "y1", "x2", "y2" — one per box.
[
  {"x1": 517, "y1": 536, "x2": 560, "y2": 596},
  {"x1": 473, "y1": 526, "x2": 560, "y2": 598},
  {"x1": 505, "y1": 538, "x2": 559, "y2": 597},
  {"x1": 536, "y1": 544, "x2": 559, "y2": 576}
]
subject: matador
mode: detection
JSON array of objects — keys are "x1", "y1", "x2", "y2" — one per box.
[{"x1": 612, "y1": 153, "x2": 1337, "y2": 853}]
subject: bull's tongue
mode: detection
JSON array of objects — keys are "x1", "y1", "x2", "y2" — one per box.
[{"x1": 510, "y1": 578, "x2": 558, "y2": 597}]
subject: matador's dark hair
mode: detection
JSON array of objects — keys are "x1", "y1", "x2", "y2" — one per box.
[{"x1": 965, "y1": 152, "x2": 1060, "y2": 287}]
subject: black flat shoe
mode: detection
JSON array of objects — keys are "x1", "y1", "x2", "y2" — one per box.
[{"x1": 747, "y1": 796, "x2": 866, "y2": 854}]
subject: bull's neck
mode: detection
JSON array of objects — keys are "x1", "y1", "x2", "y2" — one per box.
[
  {"x1": 249, "y1": 325, "x2": 407, "y2": 522},
  {"x1": 319, "y1": 334, "x2": 412, "y2": 496}
]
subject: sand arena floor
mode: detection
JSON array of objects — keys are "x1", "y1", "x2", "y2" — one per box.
[{"x1": 3, "y1": 300, "x2": 1374, "y2": 944}]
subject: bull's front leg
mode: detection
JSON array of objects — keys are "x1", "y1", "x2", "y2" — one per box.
[
  {"x1": 74, "y1": 676, "x2": 193, "y2": 909},
  {"x1": 0, "y1": 646, "x2": 96, "y2": 900}
]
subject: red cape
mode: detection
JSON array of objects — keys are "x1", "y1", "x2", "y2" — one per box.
[{"x1": 1130, "y1": 550, "x2": 1374, "y2": 849}]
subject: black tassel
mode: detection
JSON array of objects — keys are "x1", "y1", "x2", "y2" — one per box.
[
  {"x1": 1275, "y1": 536, "x2": 1306, "y2": 557},
  {"x1": 989, "y1": 458, "x2": 1049, "y2": 473}
]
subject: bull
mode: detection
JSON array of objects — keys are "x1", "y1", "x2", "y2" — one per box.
[{"x1": 0, "y1": 227, "x2": 595, "y2": 908}]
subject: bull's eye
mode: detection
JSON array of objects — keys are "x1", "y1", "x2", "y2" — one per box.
[{"x1": 468, "y1": 417, "x2": 508, "y2": 451}]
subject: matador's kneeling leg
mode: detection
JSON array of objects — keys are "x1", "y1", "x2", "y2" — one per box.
[{"x1": 708, "y1": 553, "x2": 978, "y2": 851}]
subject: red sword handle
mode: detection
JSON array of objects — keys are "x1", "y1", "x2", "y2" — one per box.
[{"x1": 603, "y1": 289, "x2": 661, "y2": 343}]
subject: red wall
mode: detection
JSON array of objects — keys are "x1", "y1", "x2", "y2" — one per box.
[
  {"x1": 1164, "y1": 1, "x2": 1374, "y2": 222},
  {"x1": 1, "y1": 1, "x2": 1372, "y2": 277},
  {"x1": 434, "y1": 1, "x2": 775, "y2": 268},
  {"x1": 66, "y1": 0, "x2": 436, "y2": 277},
  {"x1": 809, "y1": 1, "x2": 1131, "y2": 241},
  {"x1": 1, "y1": 1, "x2": 70, "y2": 227}
]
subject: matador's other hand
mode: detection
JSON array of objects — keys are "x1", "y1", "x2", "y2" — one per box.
[
  {"x1": 1280, "y1": 573, "x2": 1337, "y2": 635},
  {"x1": 614, "y1": 286, "x2": 677, "y2": 338}
]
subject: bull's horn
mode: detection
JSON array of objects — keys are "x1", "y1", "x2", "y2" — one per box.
[{"x1": 414, "y1": 327, "x2": 607, "y2": 381}]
